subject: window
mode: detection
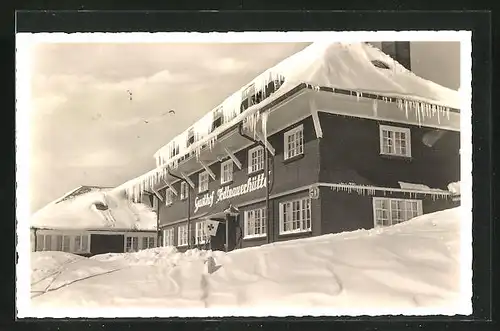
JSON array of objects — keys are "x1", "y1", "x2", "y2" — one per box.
[
  {"x1": 248, "y1": 146, "x2": 264, "y2": 174},
  {"x1": 221, "y1": 160, "x2": 233, "y2": 184},
  {"x1": 244, "y1": 208, "x2": 267, "y2": 238},
  {"x1": 55, "y1": 235, "x2": 70, "y2": 252},
  {"x1": 195, "y1": 221, "x2": 208, "y2": 245},
  {"x1": 163, "y1": 228, "x2": 175, "y2": 246},
  {"x1": 165, "y1": 188, "x2": 174, "y2": 206},
  {"x1": 371, "y1": 60, "x2": 391, "y2": 69},
  {"x1": 74, "y1": 235, "x2": 90, "y2": 253},
  {"x1": 187, "y1": 127, "x2": 195, "y2": 146},
  {"x1": 142, "y1": 236, "x2": 156, "y2": 250},
  {"x1": 284, "y1": 125, "x2": 304, "y2": 160},
  {"x1": 241, "y1": 84, "x2": 256, "y2": 111},
  {"x1": 36, "y1": 234, "x2": 52, "y2": 251},
  {"x1": 178, "y1": 225, "x2": 189, "y2": 246},
  {"x1": 373, "y1": 198, "x2": 422, "y2": 227},
  {"x1": 198, "y1": 172, "x2": 209, "y2": 193},
  {"x1": 125, "y1": 236, "x2": 139, "y2": 252},
  {"x1": 379, "y1": 125, "x2": 411, "y2": 157},
  {"x1": 212, "y1": 107, "x2": 223, "y2": 131},
  {"x1": 152, "y1": 196, "x2": 159, "y2": 211},
  {"x1": 279, "y1": 197, "x2": 312, "y2": 234},
  {"x1": 170, "y1": 142, "x2": 180, "y2": 158},
  {"x1": 180, "y1": 182, "x2": 189, "y2": 200}
]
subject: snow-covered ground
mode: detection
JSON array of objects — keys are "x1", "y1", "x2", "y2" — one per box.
[{"x1": 28, "y1": 207, "x2": 470, "y2": 317}]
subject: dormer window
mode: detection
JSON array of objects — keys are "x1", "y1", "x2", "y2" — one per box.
[
  {"x1": 241, "y1": 84, "x2": 256, "y2": 112},
  {"x1": 371, "y1": 60, "x2": 391, "y2": 70},
  {"x1": 94, "y1": 202, "x2": 108, "y2": 211},
  {"x1": 170, "y1": 143, "x2": 180, "y2": 158},
  {"x1": 187, "y1": 127, "x2": 195, "y2": 147},
  {"x1": 212, "y1": 107, "x2": 223, "y2": 131}
]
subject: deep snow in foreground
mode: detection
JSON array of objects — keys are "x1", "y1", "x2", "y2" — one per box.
[{"x1": 29, "y1": 207, "x2": 468, "y2": 317}]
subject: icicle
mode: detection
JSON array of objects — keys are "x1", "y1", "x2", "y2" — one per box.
[
  {"x1": 404, "y1": 100, "x2": 409, "y2": 119},
  {"x1": 262, "y1": 111, "x2": 269, "y2": 150},
  {"x1": 446, "y1": 108, "x2": 450, "y2": 120},
  {"x1": 416, "y1": 103, "x2": 421, "y2": 126}
]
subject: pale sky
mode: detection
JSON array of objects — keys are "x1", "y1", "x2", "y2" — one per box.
[{"x1": 29, "y1": 42, "x2": 310, "y2": 212}]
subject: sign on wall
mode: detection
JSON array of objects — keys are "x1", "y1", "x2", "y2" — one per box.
[
  {"x1": 194, "y1": 173, "x2": 267, "y2": 213},
  {"x1": 309, "y1": 186, "x2": 320, "y2": 199}
]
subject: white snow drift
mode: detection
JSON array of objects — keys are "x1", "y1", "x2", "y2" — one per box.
[
  {"x1": 28, "y1": 207, "x2": 469, "y2": 317},
  {"x1": 30, "y1": 189, "x2": 157, "y2": 231}
]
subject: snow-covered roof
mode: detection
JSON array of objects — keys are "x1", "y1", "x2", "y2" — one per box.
[
  {"x1": 31, "y1": 189, "x2": 157, "y2": 231},
  {"x1": 115, "y1": 42, "x2": 461, "y2": 200},
  {"x1": 55, "y1": 185, "x2": 113, "y2": 204}
]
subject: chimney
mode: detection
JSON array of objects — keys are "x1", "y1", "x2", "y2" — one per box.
[{"x1": 381, "y1": 41, "x2": 412, "y2": 71}]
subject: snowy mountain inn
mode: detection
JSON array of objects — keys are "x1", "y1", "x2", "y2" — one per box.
[{"x1": 117, "y1": 42, "x2": 461, "y2": 252}]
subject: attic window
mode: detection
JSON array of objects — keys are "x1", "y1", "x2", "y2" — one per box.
[
  {"x1": 212, "y1": 107, "x2": 223, "y2": 131},
  {"x1": 371, "y1": 60, "x2": 391, "y2": 70},
  {"x1": 187, "y1": 127, "x2": 195, "y2": 146},
  {"x1": 94, "y1": 202, "x2": 109, "y2": 211}
]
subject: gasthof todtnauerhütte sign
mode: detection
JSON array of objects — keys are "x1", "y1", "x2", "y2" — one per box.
[{"x1": 194, "y1": 173, "x2": 267, "y2": 213}]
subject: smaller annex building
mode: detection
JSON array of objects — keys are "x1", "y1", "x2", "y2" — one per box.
[{"x1": 30, "y1": 185, "x2": 158, "y2": 256}]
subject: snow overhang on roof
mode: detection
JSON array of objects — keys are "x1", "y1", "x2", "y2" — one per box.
[
  {"x1": 30, "y1": 190, "x2": 157, "y2": 232},
  {"x1": 115, "y1": 42, "x2": 461, "y2": 201}
]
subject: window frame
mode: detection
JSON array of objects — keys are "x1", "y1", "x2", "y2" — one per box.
[
  {"x1": 163, "y1": 228, "x2": 175, "y2": 247},
  {"x1": 198, "y1": 171, "x2": 210, "y2": 193},
  {"x1": 279, "y1": 197, "x2": 312, "y2": 235},
  {"x1": 73, "y1": 234, "x2": 90, "y2": 254},
  {"x1": 195, "y1": 221, "x2": 208, "y2": 245},
  {"x1": 125, "y1": 236, "x2": 140, "y2": 253},
  {"x1": 379, "y1": 125, "x2": 412, "y2": 158},
  {"x1": 372, "y1": 197, "x2": 423, "y2": 228},
  {"x1": 177, "y1": 224, "x2": 189, "y2": 247},
  {"x1": 248, "y1": 145, "x2": 265, "y2": 174},
  {"x1": 212, "y1": 107, "x2": 224, "y2": 131},
  {"x1": 36, "y1": 234, "x2": 53, "y2": 251},
  {"x1": 165, "y1": 188, "x2": 174, "y2": 206},
  {"x1": 244, "y1": 207, "x2": 267, "y2": 239},
  {"x1": 180, "y1": 181, "x2": 189, "y2": 200},
  {"x1": 283, "y1": 124, "x2": 305, "y2": 161},
  {"x1": 141, "y1": 236, "x2": 156, "y2": 250},
  {"x1": 220, "y1": 159, "x2": 234, "y2": 184},
  {"x1": 152, "y1": 196, "x2": 159, "y2": 211}
]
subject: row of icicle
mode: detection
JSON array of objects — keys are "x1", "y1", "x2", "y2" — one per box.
[
  {"x1": 120, "y1": 77, "x2": 456, "y2": 202},
  {"x1": 328, "y1": 183, "x2": 450, "y2": 200}
]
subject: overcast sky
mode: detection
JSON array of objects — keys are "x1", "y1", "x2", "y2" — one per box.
[{"x1": 29, "y1": 42, "x2": 310, "y2": 212}]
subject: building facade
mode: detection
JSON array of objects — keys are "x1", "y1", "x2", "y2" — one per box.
[
  {"x1": 153, "y1": 94, "x2": 459, "y2": 252},
  {"x1": 119, "y1": 42, "x2": 461, "y2": 253}
]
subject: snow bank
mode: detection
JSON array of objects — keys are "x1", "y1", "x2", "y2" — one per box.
[
  {"x1": 28, "y1": 207, "x2": 469, "y2": 316},
  {"x1": 30, "y1": 189, "x2": 157, "y2": 231}
]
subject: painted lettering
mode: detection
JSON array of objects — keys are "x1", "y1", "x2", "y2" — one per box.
[{"x1": 197, "y1": 173, "x2": 266, "y2": 212}]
